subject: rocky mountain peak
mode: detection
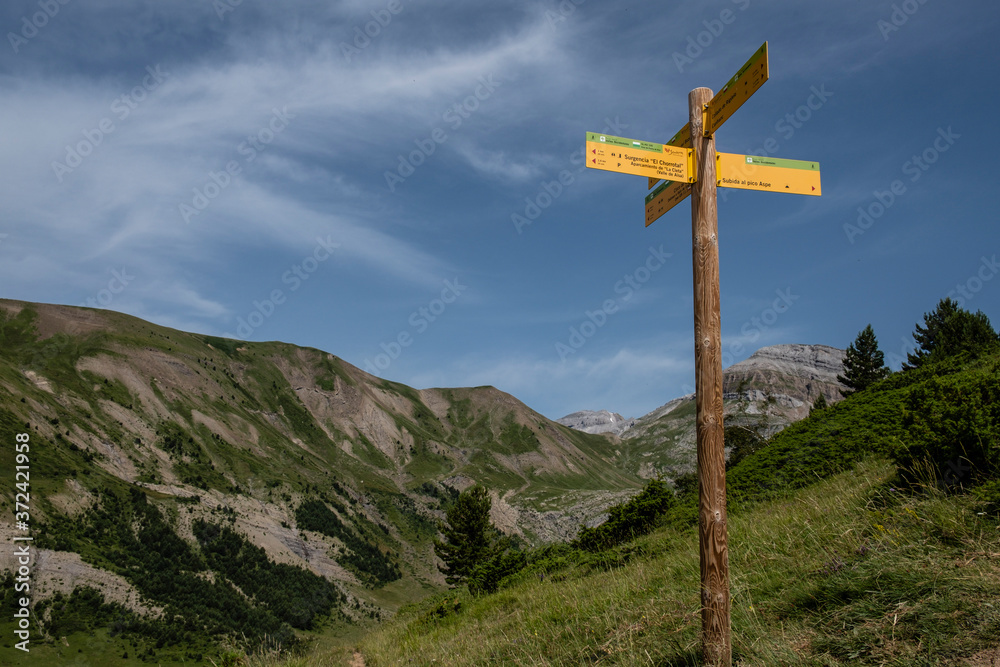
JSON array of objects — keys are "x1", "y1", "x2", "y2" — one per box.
[{"x1": 722, "y1": 343, "x2": 846, "y2": 410}]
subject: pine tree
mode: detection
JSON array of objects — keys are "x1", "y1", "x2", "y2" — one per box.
[
  {"x1": 724, "y1": 379, "x2": 772, "y2": 469},
  {"x1": 433, "y1": 486, "x2": 499, "y2": 587},
  {"x1": 904, "y1": 298, "x2": 999, "y2": 369},
  {"x1": 838, "y1": 324, "x2": 889, "y2": 395}
]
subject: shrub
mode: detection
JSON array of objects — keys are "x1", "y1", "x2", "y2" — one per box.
[
  {"x1": 894, "y1": 370, "x2": 1000, "y2": 491},
  {"x1": 468, "y1": 547, "x2": 527, "y2": 596},
  {"x1": 572, "y1": 479, "x2": 675, "y2": 552},
  {"x1": 974, "y1": 480, "x2": 1000, "y2": 516}
]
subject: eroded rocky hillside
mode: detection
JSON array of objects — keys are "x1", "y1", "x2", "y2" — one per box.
[{"x1": 0, "y1": 299, "x2": 641, "y2": 638}]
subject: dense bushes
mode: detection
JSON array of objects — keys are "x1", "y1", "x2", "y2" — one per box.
[
  {"x1": 572, "y1": 479, "x2": 675, "y2": 552},
  {"x1": 894, "y1": 365, "x2": 1000, "y2": 491},
  {"x1": 418, "y1": 480, "x2": 460, "y2": 506},
  {"x1": 193, "y1": 520, "x2": 344, "y2": 630},
  {"x1": 468, "y1": 548, "x2": 527, "y2": 596},
  {"x1": 453, "y1": 481, "x2": 678, "y2": 597},
  {"x1": 726, "y1": 385, "x2": 907, "y2": 505},
  {"x1": 34, "y1": 586, "x2": 155, "y2": 640},
  {"x1": 726, "y1": 300, "x2": 998, "y2": 504}
]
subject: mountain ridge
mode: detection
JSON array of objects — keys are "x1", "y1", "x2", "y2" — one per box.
[
  {"x1": 555, "y1": 409, "x2": 632, "y2": 436},
  {"x1": 0, "y1": 298, "x2": 642, "y2": 642},
  {"x1": 560, "y1": 344, "x2": 846, "y2": 443}
]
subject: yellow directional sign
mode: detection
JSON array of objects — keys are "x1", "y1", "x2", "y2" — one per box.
[
  {"x1": 705, "y1": 42, "x2": 769, "y2": 136},
  {"x1": 717, "y1": 153, "x2": 821, "y2": 196},
  {"x1": 648, "y1": 123, "x2": 694, "y2": 190},
  {"x1": 587, "y1": 132, "x2": 694, "y2": 183},
  {"x1": 645, "y1": 179, "x2": 691, "y2": 227}
]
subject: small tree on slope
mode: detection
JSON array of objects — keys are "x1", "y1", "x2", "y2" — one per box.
[
  {"x1": 434, "y1": 486, "x2": 499, "y2": 587},
  {"x1": 838, "y1": 324, "x2": 890, "y2": 395}
]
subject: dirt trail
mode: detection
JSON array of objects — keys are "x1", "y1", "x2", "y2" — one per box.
[{"x1": 349, "y1": 650, "x2": 365, "y2": 667}]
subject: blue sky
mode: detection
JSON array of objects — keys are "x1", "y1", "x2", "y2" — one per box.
[{"x1": 2, "y1": 1, "x2": 998, "y2": 420}]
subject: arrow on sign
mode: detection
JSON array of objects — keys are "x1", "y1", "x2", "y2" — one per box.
[
  {"x1": 716, "y1": 152, "x2": 821, "y2": 196},
  {"x1": 645, "y1": 179, "x2": 692, "y2": 227},
  {"x1": 585, "y1": 132, "x2": 694, "y2": 182}
]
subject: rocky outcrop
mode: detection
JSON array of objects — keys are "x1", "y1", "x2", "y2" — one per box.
[{"x1": 722, "y1": 344, "x2": 846, "y2": 421}]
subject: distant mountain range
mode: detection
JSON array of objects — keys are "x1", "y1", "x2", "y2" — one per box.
[{"x1": 558, "y1": 344, "x2": 846, "y2": 479}]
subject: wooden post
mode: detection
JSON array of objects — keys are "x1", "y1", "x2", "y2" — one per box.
[{"x1": 689, "y1": 86, "x2": 731, "y2": 666}]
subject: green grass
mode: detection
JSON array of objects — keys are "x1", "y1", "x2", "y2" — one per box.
[
  {"x1": 0, "y1": 625, "x2": 216, "y2": 666},
  {"x1": 349, "y1": 458, "x2": 1000, "y2": 666},
  {"x1": 404, "y1": 442, "x2": 454, "y2": 479}
]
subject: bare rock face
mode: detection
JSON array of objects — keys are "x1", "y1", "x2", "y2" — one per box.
[
  {"x1": 566, "y1": 344, "x2": 846, "y2": 442},
  {"x1": 556, "y1": 409, "x2": 633, "y2": 436},
  {"x1": 722, "y1": 344, "x2": 846, "y2": 421}
]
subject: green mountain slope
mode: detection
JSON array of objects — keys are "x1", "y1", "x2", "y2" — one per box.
[{"x1": 0, "y1": 299, "x2": 641, "y2": 663}]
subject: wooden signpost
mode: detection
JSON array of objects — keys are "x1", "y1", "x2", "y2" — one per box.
[{"x1": 585, "y1": 41, "x2": 821, "y2": 666}]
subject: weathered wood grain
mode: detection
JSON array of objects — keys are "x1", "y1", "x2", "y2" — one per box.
[{"x1": 689, "y1": 86, "x2": 731, "y2": 667}]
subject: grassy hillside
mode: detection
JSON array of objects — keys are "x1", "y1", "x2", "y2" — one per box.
[
  {"x1": 609, "y1": 344, "x2": 846, "y2": 482},
  {"x1": 356, "y1": 459, "x2": 1000, "y2": 665},
  {"x1": 727, "y1": 349, "x2": 1000, "y2": 508},
  {"x1": 0, "y1": 300, "x2": 641, "y2": 664}
]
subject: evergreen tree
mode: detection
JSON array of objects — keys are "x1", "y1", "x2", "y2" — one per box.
[
  {"x1": 904, "y1": 298, "x2": 999, "y2": 369},
  {"x1": 433, "y1": 486, "x2": 500, "y2": 587},
  {"x1": 838, "y1": 324, "x2": 890, "y2": 395},
  {"x1": 467, "y1": 539, "x2": 525, "y2": 596},
  {"x1": 724, "y1": 424, "x2": 768, "y2": 469},
  {"x1": 724, "y1": 379, "x2": 772, "y2": 469}
]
